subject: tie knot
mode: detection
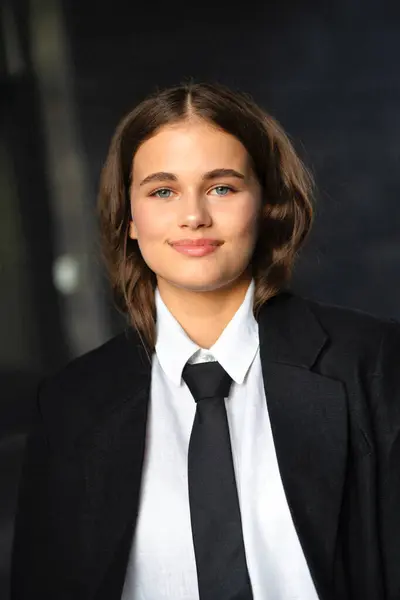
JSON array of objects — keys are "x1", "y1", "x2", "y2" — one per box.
[{"x1": 182, "y1": 361, "x2": 232, "y2": 402}]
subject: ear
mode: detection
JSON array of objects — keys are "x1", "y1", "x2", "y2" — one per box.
[{"x1": 129, "y1": 220, "x2": 138, "y2": 240}]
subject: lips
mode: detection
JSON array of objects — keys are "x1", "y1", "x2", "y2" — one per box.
[
  {"x1": 170, "y1": 239, "x2": 222, "y2": 247},
  {"x1": 169, "y1": 239, "x2": 222, "y2": 257}
]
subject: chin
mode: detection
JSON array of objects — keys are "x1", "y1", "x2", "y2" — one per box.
[
  {"x1": 158, "y1": 272, "x2": 248, "y2": 294},
  {"x1": 178, "y1": 281, "x2": 226, "y2": 293}
]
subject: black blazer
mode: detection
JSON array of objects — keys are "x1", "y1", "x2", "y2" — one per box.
[{"x1": 11, "y1": 292, "x2": 400, "y2": 600}]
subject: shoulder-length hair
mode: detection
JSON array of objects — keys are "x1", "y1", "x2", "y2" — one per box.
[{"x1": 98, "y1": 82, "x2": 314, "y2": 352}]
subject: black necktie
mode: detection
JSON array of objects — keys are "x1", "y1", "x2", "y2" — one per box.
[{"x1": 182, "y1": 361, "x2": 253, "y2": 600}]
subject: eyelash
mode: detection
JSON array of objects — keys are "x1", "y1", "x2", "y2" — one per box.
[{"x1": 149, "y1": 185, "x2": 236, "y2": 198}]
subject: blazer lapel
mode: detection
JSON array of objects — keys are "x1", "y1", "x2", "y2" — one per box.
[
  {"x1": 258, "y1": 293, "x2": 348, "y2": 599},
  {"x1": 70, "y1": 333, "x2": 152, "y2": 598}
]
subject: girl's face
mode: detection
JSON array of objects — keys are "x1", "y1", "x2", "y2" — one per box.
[{"x1": 129, "y1": 118, "x2": 262, "y2": 296}]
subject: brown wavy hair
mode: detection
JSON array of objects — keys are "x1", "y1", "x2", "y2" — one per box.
[{"x1": 98, "y1": 82, "x2": 314, "y2": 352}]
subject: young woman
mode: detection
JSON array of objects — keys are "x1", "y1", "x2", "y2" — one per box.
[{"x1": 12, "y1": 82, "x2": 400, "y2": 600}]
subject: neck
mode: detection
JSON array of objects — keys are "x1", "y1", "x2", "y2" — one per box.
[{"x1": 157, "y1": 274, "x2": 252, "y2": 348}]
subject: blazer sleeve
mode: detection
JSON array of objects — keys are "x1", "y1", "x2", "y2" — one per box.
[
  {"x1": 372, "y1": 319, "x2": 400, "y2": 600},
  {"x1": 11, "y1": 382, "x2": 52, "y2": 598}
]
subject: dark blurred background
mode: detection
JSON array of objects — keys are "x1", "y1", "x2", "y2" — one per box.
[{"x1": 1, "y1": 0, "x2": 400, "y2": 596}]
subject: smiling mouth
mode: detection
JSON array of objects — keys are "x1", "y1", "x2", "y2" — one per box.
[
  {"x1": 169, "y1": 239, "x2": 223, "y2": 247},
  {"x1": 169, "y1": 239, "x2": 222, "y2": 257}
]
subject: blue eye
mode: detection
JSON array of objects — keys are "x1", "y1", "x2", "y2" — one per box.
[
  {"x1": 151, "y1": 188, "x2": 173, "y2": 198},
  {"x1": 211, "y1": 185, "x2": 233, "y2": 196}
]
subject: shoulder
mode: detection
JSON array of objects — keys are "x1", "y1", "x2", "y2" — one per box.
[
  {"x1": 38, "y1": 330, "x2": 150, "y2": 440},
  {"x1": 44, "y1": 331, "x2": 138, "y2": 391},
  {"x1": 305, "y1": 299, "x2": 400, "y2": 358},
  {"x1": 307, "y1": 295, "x2": 400, "y2": 374},
  {"x1": 309, "y1": 297, "x2": 400, "y2": 387},
  {"x1": 304, "y1": 294, "x2": 399, "y2": 343},
  {"x1": 265, "y1": 291, "x2": 400, "y2": 371}
]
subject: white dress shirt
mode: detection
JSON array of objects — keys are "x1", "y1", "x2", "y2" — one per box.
[{"x1": 122, "y1": 280, "x2": 319, "y2": 600}]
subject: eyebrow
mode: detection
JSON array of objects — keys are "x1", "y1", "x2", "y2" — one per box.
[{"x1": 139, "y1": 168, "x2": 246, "y2": 187}]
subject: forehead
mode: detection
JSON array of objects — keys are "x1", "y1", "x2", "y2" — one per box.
[{"x1": 132, "y1": 119, "x2": 251, "y2": 177}]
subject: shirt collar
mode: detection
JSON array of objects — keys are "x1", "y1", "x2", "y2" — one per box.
[
  {"x1": 155, "y1": 290, "x2": 200, "y2": 386},
  {"x1": 155, "y1": 280, "x2": 259, "y2": 386},
  {"x1": 209, "y1": 279, "x2": 259, "y2": 384}
]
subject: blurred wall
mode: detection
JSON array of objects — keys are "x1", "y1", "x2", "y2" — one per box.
[{"x1": 1, "y1": 0, "x2": 399, "y2": 597}]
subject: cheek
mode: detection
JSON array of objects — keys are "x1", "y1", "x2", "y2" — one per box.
[
  {"x1": 132, "y1": 204, "x2": 172, "y2": 241},
  {"x1": 220, "y1": 201, "x2": 260, "y2": 240}
]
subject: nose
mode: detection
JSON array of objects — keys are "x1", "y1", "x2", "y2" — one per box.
[{"x1": 177, "y1": 192, "x2": 212, "y2": 230}]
